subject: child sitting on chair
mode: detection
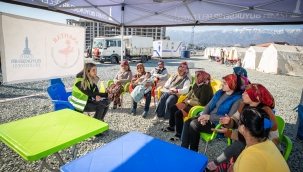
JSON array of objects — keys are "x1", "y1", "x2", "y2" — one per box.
[{"x1": 131, "y1": 72, "x2": 154, "y2": 103}]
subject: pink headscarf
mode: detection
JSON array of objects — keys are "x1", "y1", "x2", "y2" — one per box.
[{"x1": 121, "y1": 60, "x2": 131, "y2": 71}]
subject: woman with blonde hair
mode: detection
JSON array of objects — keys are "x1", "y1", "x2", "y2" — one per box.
[{"x1": 70, "y1": 63, "x2": 110, "y2": 121}]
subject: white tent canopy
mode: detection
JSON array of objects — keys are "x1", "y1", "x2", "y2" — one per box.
[
  {"x1": 257, "y1": 44, "x2": 303, "y2": 76},
  {"x1": 242, "y1": 46, "x2": 266, "y2": 69},
  {"x1": 227, "y1": 47, "x2": 247, "y2": 61},
  {"x1": 3, "y1": 0, "x2": 303, "y2": 27}
]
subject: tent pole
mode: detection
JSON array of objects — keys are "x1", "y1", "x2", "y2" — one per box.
[{"x1": 121, "y1": 5, "x2": 125, "y2": 62}]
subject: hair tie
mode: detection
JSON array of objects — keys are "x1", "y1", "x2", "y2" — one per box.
[{"x1": 264, "y1": 118, "x2": 273, "y2": 129}]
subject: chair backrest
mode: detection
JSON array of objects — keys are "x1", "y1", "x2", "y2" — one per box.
[
  {"x1": 210, "y1": 79, "x2": 222, "y2": 94},
  {"x1": 47, "y1": 83, "x2": 70, "y2": 101},
  {"x1": 99, "y1": 81, "x2": 106, "y2": 93},
  {"x1": 50, "y1": 78, "x2": 65, "y2": 87},
  {"x1": 275, "y1": 116, "x2": 285, "y2": 140},
  {"x1": 191, "y1": 76, "x2": 195, "y2": 84},
  {"x1": 281, "y1": 134, "x2": 292, "y2": 161}
]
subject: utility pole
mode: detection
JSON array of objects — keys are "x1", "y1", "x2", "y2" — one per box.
[{"x1": 189, "y1": 26, "x2": 195, "y2": 50}]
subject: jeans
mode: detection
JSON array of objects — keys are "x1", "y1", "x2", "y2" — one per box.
[
  {"x1": 155, "y1": 92, "x2": 178, "y2": 119},
  {"x1": 214, "y1": 140, "x2": 246, "y2": 166},
  {"x1": 169, "y1": 105, "x2": 184, "y2": 134},
  {"x1": 181, "y1": 116, "x2": 215, "y2": 152},
  {"x1": 132, "y1": 91, "x2": 151, "y2": 112}
]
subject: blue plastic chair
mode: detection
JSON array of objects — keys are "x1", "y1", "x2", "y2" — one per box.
[
  {"x1": 47, "y1": 83, "x2": 73, "y2": 111},
  {"x1": 50, "y1": 78, "x2": 65, "y2": 87}
]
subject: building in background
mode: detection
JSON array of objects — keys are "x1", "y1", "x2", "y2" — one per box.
[{"x1": 66, "y1": 19, "x2": 166, "y2": 49}]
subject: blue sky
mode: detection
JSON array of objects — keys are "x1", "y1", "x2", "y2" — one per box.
[{"x1": 1, "y1": 2, "x2": 303, "y2": 31}]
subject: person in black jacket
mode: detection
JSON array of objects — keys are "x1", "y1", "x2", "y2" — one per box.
[{"x1": 72, "y1": 63, "x2": 110, "y2": 121}]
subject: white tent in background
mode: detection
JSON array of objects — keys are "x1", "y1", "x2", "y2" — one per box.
[
  {"x1": 214, "y1": 48, "x2": 221, "y2": 57},
  {"x1": 228, "y1": 47, "x2": 248, "y2": 61},
  {"x1": 222, "y1": 47, "x2": 231, "y2": 59},
  {"x1": 204, "y1": 47, "x2": 211, "y2": 59},
  {"x1": 257, "y1": 44, "x2": 303, "y2": 76},
  {"x1": 242, "y1": 46, "x2": 267, "y2": 69},
  {"x1": 210, "y1": 48, "x2": 215, "y2": 57}
]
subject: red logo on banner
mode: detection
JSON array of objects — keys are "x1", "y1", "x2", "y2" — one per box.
[{"x1": 51, "y1": 33, "x2": 80, "y2": 68}]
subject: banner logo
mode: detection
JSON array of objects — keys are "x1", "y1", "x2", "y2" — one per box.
[
  {"x1": 51, "y1": 33, "x2": 80, "y2": 68},
  {"x1": 11, "y1": 37, "x2": 41, "y2": 68}
]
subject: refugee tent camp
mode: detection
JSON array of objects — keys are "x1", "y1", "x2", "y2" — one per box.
[
  {"x1": 242, "y1": 46, "x2": 267, "y2": 69},
  {"x1": 257, "y1": 44, "x2": 303, "y2": 76}
]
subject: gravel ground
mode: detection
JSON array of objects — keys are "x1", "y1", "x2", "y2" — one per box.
[{"x1": 0, "y1": 57, "x2": 302, "y2": 172}]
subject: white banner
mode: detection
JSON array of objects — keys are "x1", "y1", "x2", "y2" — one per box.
[{"x1": 0, "y1": 13, "x2": 85, "y2": 84}]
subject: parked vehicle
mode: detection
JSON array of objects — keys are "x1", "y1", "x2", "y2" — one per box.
[{"x1": 92, "y1": 36, "x2": 153, "y2": 63}]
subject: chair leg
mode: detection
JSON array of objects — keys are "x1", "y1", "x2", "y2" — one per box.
[{"x1": 204, "y1": 142, "x2": 209, "y2": 154}]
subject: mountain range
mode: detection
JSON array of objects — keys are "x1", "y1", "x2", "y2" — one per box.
[{"x1": 166, "y1": 28, "x2": 303, "y2": 47}]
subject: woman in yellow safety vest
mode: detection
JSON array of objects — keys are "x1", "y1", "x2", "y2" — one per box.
[{"x1": 70, "y1": 63, "x2": 110, "y2": 121}]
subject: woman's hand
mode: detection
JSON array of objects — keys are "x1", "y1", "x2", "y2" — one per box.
[
  {"x1": 96, "y1": 95, "x2": 102, "y2": 101},
  {"x1": 219, "y1": 114, "x2": 231, "y2": 125},
  {"x1": 198, "y1": 114, "x2": 210, "y2": 126},
  {"x1": 227, "y1": 163, "x2": 234, "y2": 172},
  {"x1": 169, "y1": 88, "x2": 177, "y2": 94},
  {"x1": 183, "y1": 98, "x2": 189, "y2": 104},
  {"x1": 211, "y1": 127, "x2": 228, "y2": 133}
]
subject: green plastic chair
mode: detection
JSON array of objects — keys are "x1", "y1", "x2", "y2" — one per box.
[
  {"x1": 275, "y1": 116, "x2": 285, "y2": 142},
  {"x1": 275, "y1": 116, "x2": 292, "y2": 161},
  {"x1": 188, "y1": 106, "x2": 232, "y2": 154},
  {"x1": 107, "y1": 80, "x2": 130, "y2": 108},
  {"x1": 280, "y1": 134, "x2": 292, "y2": 161}
]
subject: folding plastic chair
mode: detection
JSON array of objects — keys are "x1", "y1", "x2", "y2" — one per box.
[
  {"x1": 47, "y1": 83, "x2": 73, "y2": 111},
  {"x1": 50, "y1": 78, "x2": 65, "y2": 87},
  {"x1": 281, "y1": 134, "x2": 292, "y2": 161}
]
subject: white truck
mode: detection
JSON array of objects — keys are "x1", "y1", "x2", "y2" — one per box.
[{"x1": 92, "y1": 36, "x2": 153, "y2": 63}]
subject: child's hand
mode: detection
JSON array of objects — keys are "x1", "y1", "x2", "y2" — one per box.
[{"x1": 96, "y1": 95, "x2": 102, "y2": 101}]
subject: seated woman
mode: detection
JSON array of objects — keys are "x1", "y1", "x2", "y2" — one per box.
[
  {"x1": 107, "y1": 60, "x2": 132, "y2": 109},
  {"x1": 181, "y1": 74, "x2": 243, "y2": 152},
  {"x1": 180, "y1": 61, "x2": 191, "y2": 79},
  {"x1": 161, "y1": 70, "x2": 214, "y2": 141},
  {"x1": 151, "y1": 64, "x2": 191, "y2": 124},
  {"x1": 130, "y1": 63, "x2": 146, "y2": 89},
  {"x1": 150, "y1": 61, "x2": 169, "y2": 101},
  {"x1": 70, "y1": 63, "x2": 110, "y2": 122},
  {"x1": 207, "y1": 84, "x2": 279, "y2": 171},
  {"x1": 131, "y1": 71, "x2": 154, "y2": 117},
  {"x1": 230, "y1": 108, "x2": 290, "y2": 172}
]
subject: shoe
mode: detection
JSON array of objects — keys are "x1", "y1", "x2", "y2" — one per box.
[
  {"x1": 151, "y1": 116, "x2": 160, "y2": 124},
  {"x1": 142, "y1": 111, "x2": 148, "y2": 118},
  {"x1": 113, "y1": 104, "x2": 117, "y2": 109},
  {"x1": 163, "y1": 119, "x2": 169, "y2": 124},
  {"x1": 131, "y1": 108, "x2": 136, "y2": 115}
]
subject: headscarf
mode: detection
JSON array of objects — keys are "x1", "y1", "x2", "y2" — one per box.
[
  {"x1": 245, "y1": 83, "x2": 275, "y2": 109},
  {"x1": 121, "y1": 60, "x2": 131, "y2": 71},
  {"x1": 233, "y1": 67, "x2": 248, "y2": 78},
  {"x1": 195, "y1": 70, "x2": 211, "y2": 86},
  {"x1": 136, "y1": 63, "x2": 146, "y2": 78},
  {"x1": 222, "y1": 74, "x2": 237, "y2": 90},
  {"x1": 180, "y1": 61, "x2": 189, "y2": 74},
  {"x1": 237, "y1": 75, "x2": 250, "y2": 91}
]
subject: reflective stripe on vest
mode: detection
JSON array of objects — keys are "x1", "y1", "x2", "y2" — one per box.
[{"x1": 70, "y1": 78, "x2": 95, "y2": 112}]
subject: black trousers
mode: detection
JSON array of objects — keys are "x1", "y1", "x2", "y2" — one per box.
[
  {"x1": 169, "y1": 105, "x2": 184, "y2": 134},
  {"x1": 84, "y1": 101, "x2": 109, "y2": 122},
  {"x1": 181, "y1": 115, "x2": 215, "y2": 152}
]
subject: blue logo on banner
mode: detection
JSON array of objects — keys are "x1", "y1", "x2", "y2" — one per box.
[{"x1": 11, "y1": 37, "x2": 41, "y2": 68}]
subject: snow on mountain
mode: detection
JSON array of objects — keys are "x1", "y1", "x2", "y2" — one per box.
[{"x1": 166, "y1": 28, "x2": 303, "y2": 47}]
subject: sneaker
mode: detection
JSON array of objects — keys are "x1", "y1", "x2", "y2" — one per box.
[
  {"x1": 163, "y1": 119, "x2": 169, "y2": 124},
  {"x1": 151, "y1": 116, "x2": 160, "y2": 124},
  {"x1": 131, "y1": 108, "x2": 136, "y2": 115},
  {"x1": 142, "y1": 111, "x2": 148, "y2": 118}
]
